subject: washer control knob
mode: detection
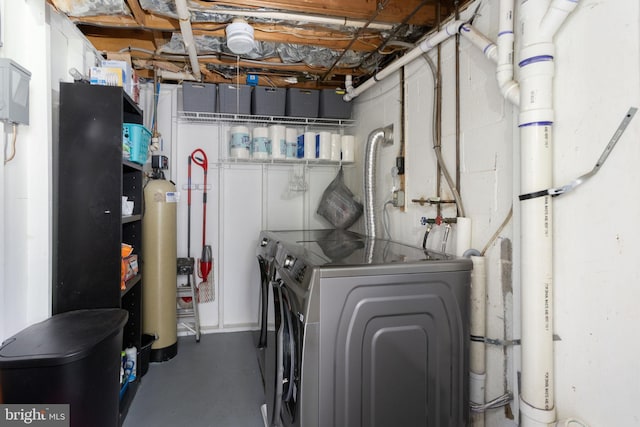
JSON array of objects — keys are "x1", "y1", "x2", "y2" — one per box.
[{"x1": 283, "y1": 255, "x2": 295, "y2": 269}]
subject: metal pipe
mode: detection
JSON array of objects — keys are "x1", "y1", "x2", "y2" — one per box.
[
  {"x1": 399, "y1": 67, "x2": 406, "y2": 211},
  {"x1": 435, "y1": 13, "x2": 442, "y2": 219},
  {"x1": 422, "y1": 51, "x2": 467, "y2": 218},
  {"x1": 455, "y1": 1, "x2": 461, "y2": 218},
  {"x1": 364, "y1": 125, "x2": 393, "y2": 238}
]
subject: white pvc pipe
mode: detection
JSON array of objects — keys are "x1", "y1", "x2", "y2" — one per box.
[
  {"x1": 175, "y1": 0, "x2": 202, "y2": 81},
  {"x1": 470, "y1": 255, "x2": 487, "y2": 427},
  {"x1": 540, "y1": 0, "x2": 580, "y2": 39},
  {"x1": 460, "y1": 24, "x2": 497, "y2": 61},
  {"x1": 157, "y1": 69, "x2": 198, "y2": 81},
  {"x1": 208, "y1": 8, "x2": 394, "y2": 31},
  {"x1": 344, "y1": 20, "x2": 466, "y2": 101},
  {"x1": 496, "y1": 0, "x2": 520, "y2": 105},
  {"x1": 518, "y1": 1, "x2": 578, "y2": 426},
  {"x1": 458, "y1": 0, "x2": 519, "y2": 106},
  {"x1": 519, "y1": 123, "x2": 555, "y2": 425},
  {"x1": 455, "y1": 217, "x2": 472, "y2": 257}
]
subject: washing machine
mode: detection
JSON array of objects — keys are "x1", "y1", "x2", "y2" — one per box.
[{"x1": 263, "y1": 229, "x2": 471, "y2": 427}]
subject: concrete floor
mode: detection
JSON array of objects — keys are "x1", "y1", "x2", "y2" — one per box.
[{"x1": 123, "y1": 331, "x2": 265, "y2": 427}]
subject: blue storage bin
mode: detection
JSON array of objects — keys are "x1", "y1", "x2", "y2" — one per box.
[{"x1": 123, "y1": 123, "x2": 151, "y2": 165}]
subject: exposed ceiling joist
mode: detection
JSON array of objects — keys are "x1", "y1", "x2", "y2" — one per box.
[{"x1": 48, "y1": 0, "x2": 471, "y2": 88}]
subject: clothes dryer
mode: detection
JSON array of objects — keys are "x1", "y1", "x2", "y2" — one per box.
[{"x1": 263, "y1": 229, "x2": 471, "y2": 427}]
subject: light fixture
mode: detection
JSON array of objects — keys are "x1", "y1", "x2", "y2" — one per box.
[{"x1": 226, "y1": 19, "x2": 255, "y2": 55}]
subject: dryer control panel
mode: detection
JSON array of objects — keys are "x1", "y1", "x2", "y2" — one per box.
[{"x1": 275, "y1": 244, "x2": 310, "y2": 288}]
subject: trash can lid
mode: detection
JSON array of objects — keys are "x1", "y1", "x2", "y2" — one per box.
[{"x1": 0, "y1": 309, "x2": 128, "y2": 369}]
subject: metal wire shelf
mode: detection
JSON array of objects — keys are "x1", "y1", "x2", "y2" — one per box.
[{"x1": 178, "y1": 111, "x2": 355, "y2": 127}]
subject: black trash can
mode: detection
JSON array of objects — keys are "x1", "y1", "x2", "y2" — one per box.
[
  {"x1": 139, "y1": 333, "x2": 155, "y2": 378},
  {"x1": 0, "y1": 309, "x2": 128, "y2": 427}
]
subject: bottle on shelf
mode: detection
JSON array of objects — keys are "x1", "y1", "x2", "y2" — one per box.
[{"x1": 124, "y1": 346, "x2": 137, "y2": 382}]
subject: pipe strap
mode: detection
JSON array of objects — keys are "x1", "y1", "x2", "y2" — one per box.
[
  {"x1": 519, "y1": 189, "x2": 552, "y2": 201},
  {"x1": 472, "y1": 334, "x2": 561, "y2": 345},
  {"x1": 520, "y1": 107, "x2": 637, "y2": 202}
]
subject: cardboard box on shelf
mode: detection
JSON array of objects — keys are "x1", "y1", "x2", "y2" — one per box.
[
  {"x1": 90, "y1": 67, "x2": 124, "y2": 86},
  {"x1": 123, "y1": 254, "x2": 139, "y2": 282},
  {"x1": 102, "y1": 55, "x2": 136, "y2": 99}
]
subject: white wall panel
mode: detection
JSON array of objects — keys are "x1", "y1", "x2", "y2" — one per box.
[
  {"x1": 264, "y1": 165, "x2": 304, "y2": 230},
  {"x1": 221, "y1": 165, "x2": 262, "y2": 328},
  {"x1": 174, "y1": 122, "x2": 222, "y2": 329},
  {"x1": 551, "y1": 1, "x2": 640, "y2": 424}
]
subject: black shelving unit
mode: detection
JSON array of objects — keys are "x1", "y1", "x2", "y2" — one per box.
[{"x1": 53, "y1": 82, "x2": 144, "y2": 425}]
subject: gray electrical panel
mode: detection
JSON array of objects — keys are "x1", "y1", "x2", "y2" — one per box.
[{"x1": 0, "y1": 58, "x2": 31, "y2": 124}]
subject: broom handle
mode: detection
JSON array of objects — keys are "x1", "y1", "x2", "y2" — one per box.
[{"x1": 187, "y1": 156, "x2": 192, "y2": 258}]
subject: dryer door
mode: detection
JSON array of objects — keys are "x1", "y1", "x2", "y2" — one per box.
[
  {"x1": 255, "y1": 256, "x2": 270, "y2": 349},
  {"x1": 279, "y1": 285, "x2": 299, "y2": 426},
  {"x1": 266, "y1": 281, "x2": 298, "y2": 427}
]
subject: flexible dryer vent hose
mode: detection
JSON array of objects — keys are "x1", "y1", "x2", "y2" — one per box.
[{"x1": 364, "y1": 125, "x2": 393, "y2": 238}]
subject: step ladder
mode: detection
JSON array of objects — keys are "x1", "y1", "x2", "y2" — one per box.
[{"x1": 176, "y1": 257, "x2": 201, "y2": 342}]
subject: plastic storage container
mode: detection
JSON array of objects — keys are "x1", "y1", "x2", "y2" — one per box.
[
  {"x1": 319, "y1": 88, "x2": 352, "y2": 119},
  {"x1": 218, "y1": 84, "x2": 251, "y2": 114},
  {"x1": 285, "y1": 88, "x2": 319, "y2": 118},
  {"x1": 252, "y1": 86, "x2": 286, "y2": 116},
  {"x1": 182, "y1": 82, "x2": 217, "y2": 113},
  {"x1": 139, "y1": 334, "x2": 155, "y2": 377},
  {"x1": 123, "y1": 123, "x2": 151, "y2": 164},
  {"x1": 0, "y1": 309, "x2": 128, "y2": 427}
]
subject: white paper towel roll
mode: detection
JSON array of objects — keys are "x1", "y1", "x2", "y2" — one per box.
[
  {"x1": 229, "y1": 126, "x2": 250, "y2": 158},
  {"x1": 304, "y1": 131, "x2": 316, "y2": 159},
  {"x1": 330, "y1": 133, "x2": 341, "y2": 161},
  {"x1": 341, "y1": 135, "x2": 355, "y2": 162},
  {"x1": 455, "y1": 217, "x2": 472, "y2": 256},
  {"x1": 252, "y1": 127, "x2": 270, "y2": 159},
  {"x1": 269, "y1": 125, "x2": 286, "y2": 159},
  {"x1": 317, "y1": 131, "x2": 331, "y2": 160},
  {"x1": 285, "y1": 127, "x2": 298, "y2": 159},
  {"x1": 230, "y1": 147, "x2": 250, "y2": 159}
]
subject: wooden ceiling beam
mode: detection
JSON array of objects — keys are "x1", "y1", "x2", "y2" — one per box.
[
  {"x1": 191, "y1": 23, "x2": 381, "y2": 51},
  {"x1": 151, "y1": 30, "x2": 171, "y2": 52},
  {"x1": 133, "y1": 55, "x2": 364, "y2": 77},
  {"x1": 78, "y1": 20, "x2": 382, "y2": 52},
  {"x1": 124, "y1": 0, "x2": 147, "y2": 26},
  {"x1": 85, "y1": 31, "x2": 158, "y2": 54},
  {"x1": 134, "y1": 65, "x2": 345, "y2": 88},
  {"x1": 69, "y1": 13, "x2": 179, "y2": 31},
  {"x1": 191, "y1": 0, "x2": 445, "y2": 26}
]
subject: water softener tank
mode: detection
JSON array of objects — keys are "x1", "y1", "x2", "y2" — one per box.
[{"x1": 142, "y1": 178, "x2": 178, "y2": 362}]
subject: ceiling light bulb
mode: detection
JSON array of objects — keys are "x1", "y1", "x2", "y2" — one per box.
[{"x1": 226, "y1": 19, "x2": 255, "y2": 55}]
